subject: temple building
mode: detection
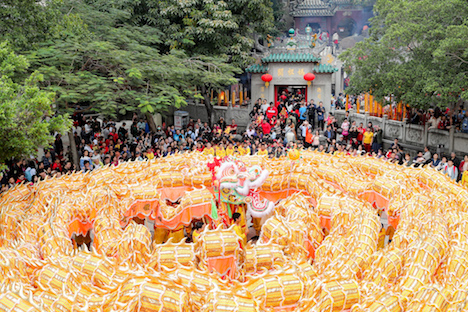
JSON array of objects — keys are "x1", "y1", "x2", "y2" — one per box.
[
  {"x1": 177, "y1": 0, "x2": 375, "y2": 127},
  {"x1": 289, "y1": 0, "x2": 374, "y2": 38},
  {"x1": 247, "y1": 50, "x2": 338, "y2": 112},
  {"x1": 246, "y1": 0, "x2": 374, "y2": 112}
]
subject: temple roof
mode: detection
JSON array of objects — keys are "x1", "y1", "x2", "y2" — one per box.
[
  {"x1": 245, "y1": 54, "x2": 339, "y2": 75},
  {"x1": 245, "y1": 64, "x2": 269, "y2": 73},
  {"x1": 261, "y1": 53, "x2": 321, "y2": 63},
  {"x1": 291, "y1": 8, "x2": 335, "y2": 17},
  {"x1": 290, "y1": 0, "x2": 354, "y2": 17},
  {"x1": 314, "y1": 64, "x2": 339, "y2": 73}
]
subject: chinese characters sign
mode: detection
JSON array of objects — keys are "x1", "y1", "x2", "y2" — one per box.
[{"x1": 277, "y1": 67, "x2": 308, "y2": 78}]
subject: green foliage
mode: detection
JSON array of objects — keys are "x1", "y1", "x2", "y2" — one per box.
[
  {"x1": 340, "y1": 0, "x2": 468, "y2": 109},
  {"x1": 270, "y1": 0, "x2": 287, "y2": 36},
  {"x1": 4, "y1": 0, "x2": 272, "y2": 123},
  {"x1": 25, "y1": 0, "x2": 235, "y2": 118},
  {"x1": 0, "y1": 0, "x2": 62, "y2": 50},
  {"x1": 136, "y1": 0, "x2": 274, "y2": 67},
  {"x1": 0, "y1": 42, "x2": 71, "y2": 165}
]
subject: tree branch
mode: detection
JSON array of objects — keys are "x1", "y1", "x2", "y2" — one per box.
[{"x1": 447, "y1": 52, "x2": 468, "y2": 65}]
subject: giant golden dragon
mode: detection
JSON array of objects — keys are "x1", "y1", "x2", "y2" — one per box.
[{"x1": 1, "y1": 151, "x2": 468, "y2": 311}]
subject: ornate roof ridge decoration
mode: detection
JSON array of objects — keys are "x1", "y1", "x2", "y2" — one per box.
[
  {"x1": 261, "y1": 53, "x2": 321, "y2": 63},
  {"x1": 290, "y1": 8, "x2": 336, "y2": 17},
  {"x1": 314, "y1": 63, "x2": 339, "y2": 73},
  {"x1": 290, "y1": 0, "x2": 358, "y2": 17},
  {"x1": 245, "y1": 64, "x2": 269, "y2": 74}
]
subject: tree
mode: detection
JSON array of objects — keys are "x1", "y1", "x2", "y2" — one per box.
[
  {"x1": 0, "y1": 42, "x2": 71, "y2": 167},
  {"x1": 30, "y1": 1, "x2": 185, "y2": 117},
  {"x1": 271, "y1": 0, "x2": 288, "y2": 36},
  {"x1": 340, "y1": 0, "x2": 468, "y2": 110},
  {"x1": 183, "y1": 55, "x2": 241, "y2": 122},
  {"x1": 132, "y1": 0, "x2": 274, "y2": 121},
  {"x1": 140, "y1": 0, "x2": 274, "y2": 65},
  {"x1": 29, "y1": 0, "x2": 242, "y2": 125},
  {"x1": 0, "y1": 0, "x2": 61, "y2": 50}
]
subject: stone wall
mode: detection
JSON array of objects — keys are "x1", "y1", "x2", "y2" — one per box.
[
  {"x1": 177, "y1": 103, "x2": 251, "y2": 131},
  {"x1": 334, "y1": 110, "x2": 468, "y2": 156}
]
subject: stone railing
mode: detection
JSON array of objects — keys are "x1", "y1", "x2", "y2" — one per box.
[{"x1": 334, "y1": 110, "x2": 468, "y2": 155}]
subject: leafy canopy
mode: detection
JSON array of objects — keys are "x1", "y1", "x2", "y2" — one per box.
[
  {"x1": 2, "y1": 0, "x2": 272, "y2": 121},
  {"x1": 134, "y1": 0, "x2": 274, "y2": 67},
  {"x1": 0, "y1": 42, "x2": 71, "y2": 164},
  {"x1": 28, "y1": 0, "x2": 240, "y2": 117},
  {"x1": 0, "y1": 0, "x2": 62, "y2": 51},
  {"x1": 340, "y1": 0, "x2": 468, "y2": 109}
]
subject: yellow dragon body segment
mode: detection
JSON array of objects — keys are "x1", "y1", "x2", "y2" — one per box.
[{"x1": 0, "y1": 151, "x2": 467, "y2": 311}]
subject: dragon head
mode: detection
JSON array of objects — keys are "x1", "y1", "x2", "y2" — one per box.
[{"x1": 209, "y1": 159, "x2": 275, "y2": 218}]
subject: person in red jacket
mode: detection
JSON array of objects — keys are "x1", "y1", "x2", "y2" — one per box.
[
  {"x1": 51, "y1": 158, "x2": 63, "y2": 172},
  {"x1": 266, "y1": 102, "x2": 278, "y2": 120},
  {"x1": 109, "y1": 128, "x2": 119, "y2": 143},
  {"x1": 261, "y1": 119, "x2": 271, "y2": 135}
]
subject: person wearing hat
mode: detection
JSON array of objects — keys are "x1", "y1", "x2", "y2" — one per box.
[{"x1": 133, "y1": 151, "x2": 140, "y2": 161}]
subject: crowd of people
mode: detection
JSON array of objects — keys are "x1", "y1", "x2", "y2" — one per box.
[
  {"x1": 405, "y1": 106, "x2": 468, "y2": 133},
  {"x1": 1, "y1": 93, "x2": 468, "y2": 193},
  {"x1": 331, "y1": 93, "x2": 468, "y2": 133}
]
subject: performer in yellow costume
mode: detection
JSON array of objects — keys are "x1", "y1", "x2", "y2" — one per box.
[
  {"x1": 461, "y1": 169, "x2": 468, "y2": 187},
  {"x1": 232, "y1": 212, "x2": 246, "y2": 247},
  {"x1": 239, "y1": 143, "x2": 250, "y2": 156},
  {"x1": 153, "y1": 227, "x2": 168, "y2": 244},
  {"x1": 252, "y1": 217, "x2": 262, "y2": 237},
  {"x1": 257, "y1": 143, "x2": 268, "y2": 156},
  {"x1": 203, "y1": 142, "x2": 215, "y2": 155},
  {"x1": 191, "y1": 221, "x2": 205, "y2": 243},
  {"x1": 233, "y1": 203, "x2": 247, "y2": 235},
  {"x1": 167, "y1": 224, "x2": 185, "y2": 243},
  {"x1": 386, "y1": 225, "x2": 395, "y2": 243},
  {"x1": 225, "y1": 143, "x2": 235, "y2": 156},
  {"x1": 216, "y1": 143, "x2": 226, "y2": 158}
]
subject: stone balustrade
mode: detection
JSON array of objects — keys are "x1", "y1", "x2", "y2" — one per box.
[{"x1": 333, "y1": 110, "x2": 468, "y2": 155}]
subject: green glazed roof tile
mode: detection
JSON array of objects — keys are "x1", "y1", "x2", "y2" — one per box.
[
  {"x1": 245, "y1": 64, "x2": 269, "y2": 73},
  {"x1": 261, "y1": 53, "x2": 321, "y2": 63},
  {"x1": 290, "y1": 0, "x2": 353, "y2": 17},
  {"x1": 314, "y1": 64, "x2": 339, "y2": 73}
]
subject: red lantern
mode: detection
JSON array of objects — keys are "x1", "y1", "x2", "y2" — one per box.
[
  {"x1": 261, "y1": 73, "x2": 273, "y2": 87},
  {"x1": 303, "y1": 73, "x2": 315, "y2": 86}
]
